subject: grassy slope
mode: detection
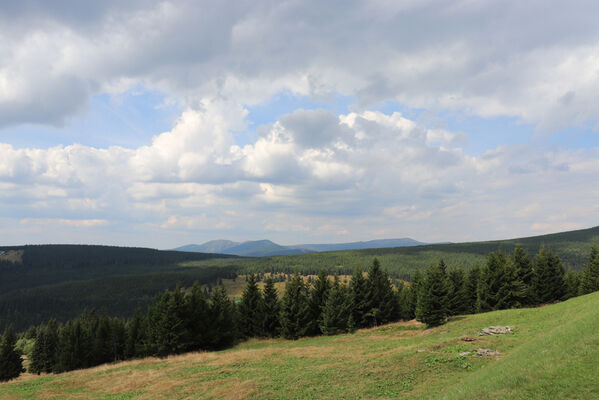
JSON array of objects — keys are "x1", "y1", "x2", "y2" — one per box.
[
  {"x1": 185, "y1": 225, "x2": 599, "y2": 277},
  {"x1": 2, "y1": 292, "x2": 598, "y2": 400}
]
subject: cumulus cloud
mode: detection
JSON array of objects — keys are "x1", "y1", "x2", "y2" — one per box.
[
  {"x1": 1, "y1": 102, "x2": 598, "y2": 245},
  {"x1": 2, "y1": 1, "x2": 599, "y2": 130}
]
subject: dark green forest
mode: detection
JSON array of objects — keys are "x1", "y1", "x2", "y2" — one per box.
[{"x1": 2, "y1": 244, "x2": 598, "y2": 382}]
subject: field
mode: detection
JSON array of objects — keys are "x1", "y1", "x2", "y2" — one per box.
[{"x1": 2, "y1": 291, "x2": 597, "y2": 399}]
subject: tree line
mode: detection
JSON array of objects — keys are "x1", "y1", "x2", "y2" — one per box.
[{"x1": 1, "y1": 245, "x2": 598, "y2": 382}]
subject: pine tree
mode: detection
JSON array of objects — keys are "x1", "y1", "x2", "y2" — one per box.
[
  {"x1": 404, "y1": 270, "x2": 423, "y2": 320},
  {"x1": 564, "y1": 269, "x2": 581, "y2": 300},
  {"x1": 30, "y1": 320, "x2": 58, "y2": 374},
  {"x1": 579, "y1": 245, "x2": 599, "y2": 295},
  {"x1": 534, "y1": 247, "x2": 565, "y2": 303},
  {"x1": 207, "y1": 286, "x2": 237, "y2": 349},
  {"x1": 365, "y1": 258, "x2": 396, "y2": 326},
  {"x1": 280, "y1": 275, "x2": 311, "y2": 340},
  {"x1": 349, "y1": 266, "x2": 369, "y2": 328},
  {"x1": 495, "y1": 262, "x2": 526, "y2": 310},
  {"x1": 320, "y1": 277, "x2": 350, "y2": 335},
  {"x1": 306, "y1": 270, "x2": 331, "y2": 336},
  {"x1": 416, "y1": 263, "x2": 449, "y2": 328},
  {"x1": 262, "y1": 277, "x2": 281, "y2": 337},
  {"x1": 0, "y1": 325, "x2": 24, "y2": 382},
  {"x1": 55, "y1": 319, "x2": 90, "y2": 372},
  {"x1": 513, "y1": 246, "x2": 537, "y2": 305},
  {"x1": 146, "y1": 287, "x2": 188, "y2": 357},
  {"x1": 466, "y1": 265, "x2": 481, "y2": 314},
  {"x1": 238, "y1": 274, "x2": 265, "y2": 338},
  {"x1": 125, "y1": 309, "x2": 147, "y2": 359},
  {"x1": 446, "y1": 267, "x2": 469, "y2": 316},
  {"x1": 477, "y1": 251, "x2": 508, "y2": 312},
  {"x1": 185, "y1": 282, "x2": 210, "y2": 351}
]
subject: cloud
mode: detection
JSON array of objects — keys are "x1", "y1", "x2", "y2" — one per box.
[
  {"x1": 2, "y1": 1, "x2": 599, "y2": 130},
  {"x1": 1, "y1": 103, "x2": 598, "y2": 246}
]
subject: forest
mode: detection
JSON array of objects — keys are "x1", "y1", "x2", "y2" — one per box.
[{"x1": 2, "y1": 244, "x2": 598, "y2": 382}]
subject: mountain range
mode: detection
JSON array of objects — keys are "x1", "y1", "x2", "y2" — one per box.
[{"x1": 174, "y1": 238, "x2": 426, "y2": 257}]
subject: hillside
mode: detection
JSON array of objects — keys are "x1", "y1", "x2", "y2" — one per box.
[
  {"x1": 0, "y1": 245, "x2": 237, "y2": 331},
  {"x1": 2, "y1": 291, "x2": 597, "y2": 399},
  {"x1": 185, "y1": 225, "x2": 599, "y2": 278}
]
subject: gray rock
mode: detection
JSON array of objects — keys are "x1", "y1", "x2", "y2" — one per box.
[
  {"x1": 476, "y1": 348, "x2": 500, "y2": 357},
  {"x1": 459, "y1": 351, "x2": 471, "y2": 356},
  {"x1": 479, "y1": 326, "x2": 514, "y2": 336}
]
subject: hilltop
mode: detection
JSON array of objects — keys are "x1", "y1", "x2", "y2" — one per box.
[{"x1": 2, "y1": 291, "x2": 597, "y2": 399}]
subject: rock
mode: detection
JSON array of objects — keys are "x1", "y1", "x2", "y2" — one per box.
[
  {"x1": 475, "y1": 348, "x2": 500, "y2": 357},
  {"x1": 478, "y1": 326, "x2": 514, "y2": 336},
  {"x1": 460, "y1": 336, "x2": 476, "y2": 342},
  {"x1": 417, "y1": 349, "x2": 426, "y2": 353},
  {"x1": 458, "y1": 351, "x2": 471, "y2": 356}
]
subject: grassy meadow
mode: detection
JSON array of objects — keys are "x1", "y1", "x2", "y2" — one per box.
[{"x1": 2, "y1": 291, "x2": 597, "y2": 399}]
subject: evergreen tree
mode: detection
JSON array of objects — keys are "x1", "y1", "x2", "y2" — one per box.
[
  {"x1": 365, "y1": 258, "x2": 396, "y2": 326},
  {"x1": 320, "y1": 277, "x2": 351, "y2": 335},
  {"x1": 579, "y1": 245, "x2": 599, "y2": 295},
  {"x1": 262, "y1": 277, "x2": 281, "y2": 337},
  {"x1": 564, "y1": 269, "x2": 581, "y2": 300},
  {"x1": 534, "y1": 247, "x2": 566, "y2": 303},
  {"x1": 495, "y1": 262, "x2": 526, "y2": 310},
  {"x1": 446, "y1": 267, "x2": 469, "y2": 316},
  {"x1": 280, "y1": 275, "x2": 311, "y2": 340},
  {"x1": 416, "y1": 263, "x2": 449, "y2": 328},
  {"x1": 238, "y1": 274, "x2": 265, "y2": 338},
  {"x1": 185, "y1": 282, "x2": 210, "y2": 351},
  {"x1": 466, "y1": 265, "x2": 481, "y2": 313},
  {"x1": 513, "y1": 246, "x2": 537, "y2": 305},
  {"x1": 349, "y1": 266, "x2": 369, "y2": 328},
  {"x1": 55, "y1": 319, "x2": 90, "y2": 372},
  {"x1": 207, "y1": 286, "x2": 237, "y2": 349},
  {"x1": 29, "y1": 320, "x2": 58, "y2": 374},
  {"x1": 477, "y1": 251, "x2": 508, "y2": 312},
  {"x1": 125, "y1": 309, "x2": 147, "y2": 359},
  {"x1": 0, "y1": 325, "x2": 24, "y2": 382},
  {"x1": 404, "y1": 270, "x2": 423, "y2": 320},
  {"x1": 146, "y1": 287, "x2": 188, "y2": 357},
  {"x1": 306, "y1": 270, "x2": 331, "y2": 336}
]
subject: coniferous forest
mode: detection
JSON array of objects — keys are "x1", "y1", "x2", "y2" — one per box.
[{"x1": 1, "y1": 244, "x2": 599, "y2": 382}]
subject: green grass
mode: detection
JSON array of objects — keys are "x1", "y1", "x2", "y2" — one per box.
[{"x1": 2, "y1": 291, "x2": 598, "y2": 399}]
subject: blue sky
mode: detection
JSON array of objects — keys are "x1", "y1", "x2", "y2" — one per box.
[{"x1": 1, "y1": 1, "x2": 599, "y2": 248}]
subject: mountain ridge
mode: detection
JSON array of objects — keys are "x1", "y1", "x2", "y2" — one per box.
[{"x1": 174, "y1": 237, "x2": 427, "y2": 257}]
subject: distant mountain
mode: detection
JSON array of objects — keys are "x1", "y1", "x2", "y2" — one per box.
[
  {"x1": 175, "y1": 237, "x2": 426, "y2": 257},
  {"x1": 176, "y1": 240, "x2": 240, "y2": 254}
]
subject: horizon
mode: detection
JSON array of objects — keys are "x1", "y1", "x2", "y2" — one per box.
[{"x1": 2, "y1": 2, "x2": 599, "y2": 248}]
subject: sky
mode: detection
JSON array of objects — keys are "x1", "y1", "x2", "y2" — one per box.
[{"x1": 1, "y1": 0, "x2": 599, "y2": 249}]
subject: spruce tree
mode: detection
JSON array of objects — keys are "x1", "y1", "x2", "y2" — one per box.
[
  {"x1": 446, "y1": 267, "x2": 469, "y2": 316},
  {"x1": 125, "y1": 309, "x2": 147, "y2": 359},
  {"x1": 280, "y1": 275, "x2": 311, "y2": 340},
  {"x1": 146, "y1": 287, "x2": 188, "y2": 357},
  {"x1": 207, "y1": 286, "x2": 237, "y2": 349},
  {"x1": 564, "y1": 269, "x2": 581, "y2": 300},
  {"x1": 185, "y1": 282, "x2": 210, "y2": 351},
  {"x1": 534, "y1": 247, "x2": 565, "y2": 303},
  {"x1": 30, "y1": 320, "x2": 58, "y2": 374},
  {"x1": 238, "y1": 274, "x2": 265, "y2": 338},
  {"x1": 0, "y1": 325, "x2": 24, "y2": 382},
  {"x1": 306, "y1": 270, "x2": 331, "y2": 336},
  {"x1": 320, "y1": 277, "x2": 350, "y2": 335},
  {"x1": 365, "y1": 258, "x2": 396, "y2": 326},
  {"x1": 416, "y1": 263, "x2": 449, "y2": 328},
  {"x1": 513, "y1": 246, "x2": 537, "y2": 305},
  {"x1": 495, "y1": 262, "x2": 526, "y2": 310},
  {"x1": 466, "y1": 265, "x2": 481, "y2": 314},
  {"x1": 262, "y1": 277, "x2": 281, "y2": 337},
  {"x1": 579, "y1": 245, "x2": 599, "y2": 295},
  {"x1": 349, "y1": 266, "x2": 369, "y2": 328},
  {"x1": 477, "y1": 251, "x2": 508, "y2": 312},
  {"x1": 404, "y1": 270, "x2": 423, "y2": 320}
]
